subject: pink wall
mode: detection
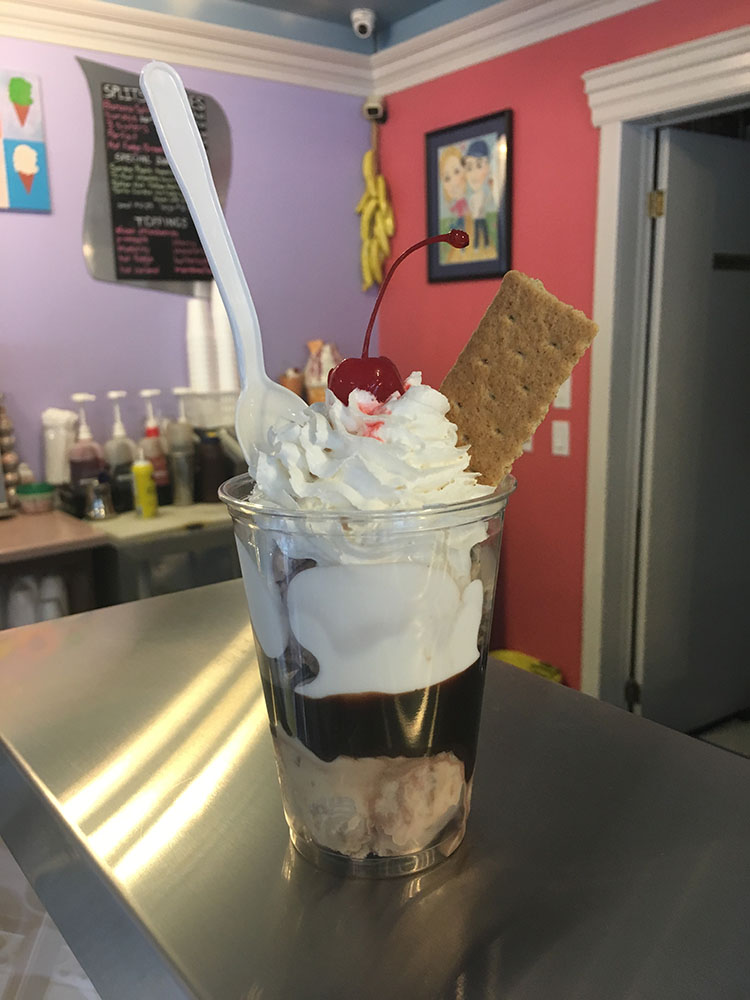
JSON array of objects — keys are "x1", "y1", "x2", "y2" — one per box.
[{"x1": 378, "y1": 0, "x2": 749, "y2": 687}]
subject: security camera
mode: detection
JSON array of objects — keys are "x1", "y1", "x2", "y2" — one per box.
[
  {"x1": 363, "y1": 95, "x2": 386, "y2": 123},
  {"x1": 351, "y1": 8, "x2": 375, "y2": 39}
]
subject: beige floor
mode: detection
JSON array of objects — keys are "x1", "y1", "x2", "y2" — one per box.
[
  {"x1": 697, "y1": 716, "x2": 750, "y2": 758},
  {"x1": 0, "y1": 840, "x2": 99, "y2": 1000}
]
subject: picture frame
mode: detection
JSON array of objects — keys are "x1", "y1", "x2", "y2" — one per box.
[{"x1": 425, "y1": 110, "x2": 512, "y2": 282}]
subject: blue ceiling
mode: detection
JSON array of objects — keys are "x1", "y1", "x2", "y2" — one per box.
[
  {"x1": 262, "y1": 0, "x2": 440, "y2": 24},
  {"x1": 104, "y1": 0, "x2": 500, "y2": 51}
]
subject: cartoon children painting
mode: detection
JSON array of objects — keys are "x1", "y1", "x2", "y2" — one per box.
[
  {"x1": 464, "y1": 139, "x2": 496, "y2": 250},
  {"x1": 439, "y1": 144, "x2": 469, "y2": 231},
  {"x1": 428, "y1": 113, "x2": 510, "y2": 278}
]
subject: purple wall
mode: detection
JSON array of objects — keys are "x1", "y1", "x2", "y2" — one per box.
[{"x1": 1, "y1": 38, "x2": 374, "y2": 470}]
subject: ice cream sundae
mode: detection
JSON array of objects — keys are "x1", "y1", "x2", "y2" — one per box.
[{"x1": 221, "y1": 231, "x2": 597, "y2": 875}]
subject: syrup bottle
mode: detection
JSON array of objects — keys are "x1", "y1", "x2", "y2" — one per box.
[
  {"x1": 132, "y1": 448, "x2": 158, "y2": 518},
  {"x1": 167, "y1": 388, "x2": 195, "y2": 506},
  {"x1": 139, "y1": 389, "x2": 172, "y2": 506},
  {"x1": 104, "y1": 390, "x2": 137, "y2": 513},
  {"x1": 68, "y1": 393, "x2": 105, "y2": 486}
]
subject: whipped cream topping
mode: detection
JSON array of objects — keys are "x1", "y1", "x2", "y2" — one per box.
[{"x1": 251, "y1": 373, "x2": 492, "y2": 512}]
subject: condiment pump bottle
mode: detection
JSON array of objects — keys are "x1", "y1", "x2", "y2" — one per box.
[
  {"x1": 104, "y1": 391, "x2": 137, "y2": 512},
  {"x1": 166, "y1": 388, "x2": 195, "y2": 506},
  {"x1": 139, "y1": 389, "x2": 171, "y2": 505},
  {"x1": 69, "y1": 393, "x2": 104, "y2": 486}
]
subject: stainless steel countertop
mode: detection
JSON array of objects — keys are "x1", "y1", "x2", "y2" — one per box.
[{"x1": 1, "y1": 580, "x2": 749, "y2": 1000}]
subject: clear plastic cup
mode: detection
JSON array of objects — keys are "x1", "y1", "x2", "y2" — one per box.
[{"x1": 220, "y1": 473, "x2": 515, "y2": 878}]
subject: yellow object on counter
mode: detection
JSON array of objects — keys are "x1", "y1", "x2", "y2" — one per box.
[
  {"x1": 132, "y1": 456, "x2": 158, "y2": 518},
  {"x1": 490, "y1": 649, "x2": 564, "y2": 684}
]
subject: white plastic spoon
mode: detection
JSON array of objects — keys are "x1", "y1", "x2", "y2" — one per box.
[{"x1": 139, "y1": 60, "x2": 307, "y2": 465}]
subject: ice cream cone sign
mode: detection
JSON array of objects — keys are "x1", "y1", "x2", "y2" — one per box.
[
  {"x1": 13, "y1": 145, "x2": 39, "y2": 194},
  {"x1": 8, "y1": 77, "x2": 33, "y2": 127}
]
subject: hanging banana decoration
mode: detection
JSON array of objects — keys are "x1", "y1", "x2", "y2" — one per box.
[{"x1": 356, "y1": 118, "x2": 395, "y2": 292}]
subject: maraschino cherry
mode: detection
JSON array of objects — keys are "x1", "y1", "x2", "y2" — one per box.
[{"x1": 328, "y1": 229, "x2": 470, "y2": 404}]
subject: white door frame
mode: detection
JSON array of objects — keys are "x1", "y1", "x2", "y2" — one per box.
[{"x1": 580, "y1": 25, "x2": 750, "y2": 702}]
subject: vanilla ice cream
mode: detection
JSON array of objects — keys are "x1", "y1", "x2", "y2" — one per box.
[{"x1": 12, "y1": 144, "x2": 39, "y2": 195}]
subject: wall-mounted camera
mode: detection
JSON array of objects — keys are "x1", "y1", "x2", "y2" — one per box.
[
  {"x1": 363, "y1": 95, "x2": 387, "y2": 124},
  {"x1": 351, "y1": 8, "x2": 375, "y2": 39}
]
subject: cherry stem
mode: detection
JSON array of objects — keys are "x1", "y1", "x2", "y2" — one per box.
[{"x1": 360, "y1": 229, "x2": 470, "y2": 359}]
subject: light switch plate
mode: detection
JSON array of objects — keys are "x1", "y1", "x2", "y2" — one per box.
[
  {"x1": 554, "y1": 376, "x2": 572, "y2": 409},
  {"x1": 551, "y1": 420, "x2": 570, "y2": 456}
]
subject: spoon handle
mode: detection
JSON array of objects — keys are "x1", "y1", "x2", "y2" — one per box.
[{"x1": 139, "y1": 61, "x2": 265, "y2": 387}]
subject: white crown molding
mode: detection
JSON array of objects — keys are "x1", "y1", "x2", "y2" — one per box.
[
  {"x1": 584, "y1": 25, "x2": 750, "y2": 126},
  {"x1": 3, "y1": 0, "x2": 660, "y2": 98},
  {"x1": 0, "y1": 0, "x2": 372, "y2": 96},
  {"x1": 371, "y1": 0, "x2": 658, "y2": 96}
]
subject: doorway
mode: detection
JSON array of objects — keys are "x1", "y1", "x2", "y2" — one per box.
[
  {"x1": 579, "y1": 25, "x2": 750, "y2": 726},
  {"x1": 630, "y1": 116, "x2": 750, "y2": 732}
]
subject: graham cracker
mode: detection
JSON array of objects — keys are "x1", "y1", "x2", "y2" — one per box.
[{"x1": 440, "y1": 271, "x2": 597, "y2": 485}]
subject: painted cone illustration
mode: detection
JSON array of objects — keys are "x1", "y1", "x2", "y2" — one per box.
[
  {"x1": 12, "y1": 145, "x2": 39, "y2": 195},
  {"x1": 13, "y1": 103, "x2": 30, "y2": 127},
  {"x1": 8, "y1": 77, "x2": 33, "y2": 128}
]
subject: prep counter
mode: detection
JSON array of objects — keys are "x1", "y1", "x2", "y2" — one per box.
[
  {"x1": 0, "y1": 506, "x2": 239, "y2": 625},
  {"x1": 1, "y1": 580, "x2": 748, "y2": 999}
]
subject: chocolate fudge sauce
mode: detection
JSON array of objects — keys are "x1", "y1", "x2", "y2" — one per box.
[{"x1": 258, "y1": 653, "x2": 486, "y2": 779}]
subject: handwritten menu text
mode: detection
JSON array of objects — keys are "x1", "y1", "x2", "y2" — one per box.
[{"x1": 101, "y1": 82, "x2": 212, "y2": 281}]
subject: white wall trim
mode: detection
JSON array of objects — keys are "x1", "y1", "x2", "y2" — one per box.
[
  {"x1": 584, "y1": 24, "x2": 750, "y2": 126},
  {"x1": 580, "y1": 120, "x2": 623, "y2": 699},
  {"x1": 372, "y1": 0, "x2": 658, "y2": 96},
  {"x1": 0, "y1": 0, "x2": 372, "y2": 96},
  {"x1": 581, "y1": 25, "x2": 750, "y2": 698},
  {"x1": 3, "y1": 0, "x2": 657, "y2": 98}
]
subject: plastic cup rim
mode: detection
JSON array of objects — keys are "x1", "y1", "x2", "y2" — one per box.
[{"x1": 219, "y1": 472, "x2": 516, "y2": 524}]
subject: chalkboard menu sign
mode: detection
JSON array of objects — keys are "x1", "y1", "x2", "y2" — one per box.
[
  {"x1": 102, "y1": 82, "x2": 211, "y2": 281},
  {"x1": 79, "y1": 58, "x2": 231, "y2": 296}
]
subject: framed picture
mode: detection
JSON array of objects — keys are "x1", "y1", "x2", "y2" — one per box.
[{"x1": 425, "y1": 110, "x2": 512, "y2": 282}]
